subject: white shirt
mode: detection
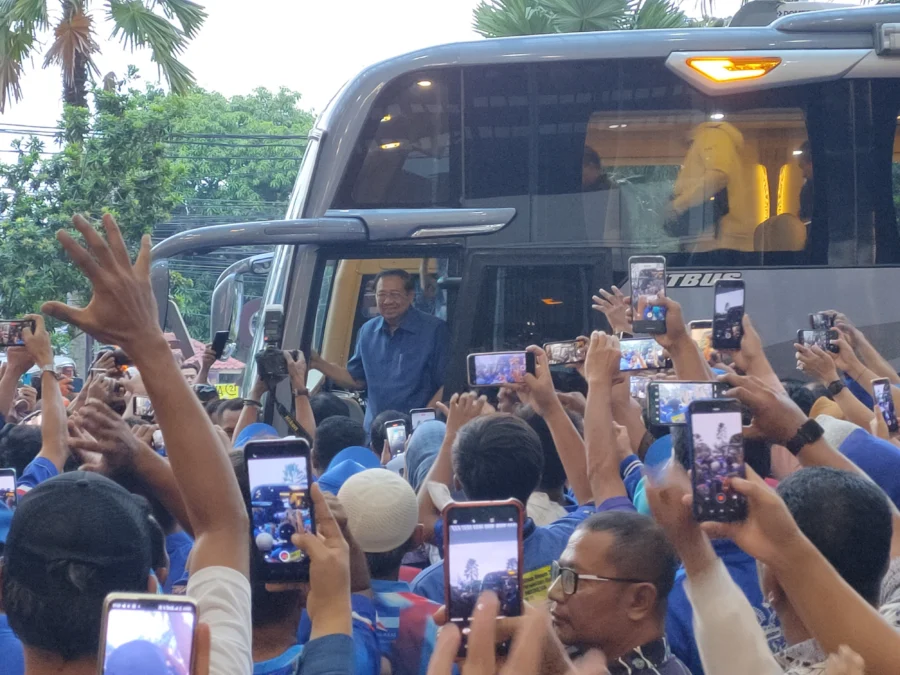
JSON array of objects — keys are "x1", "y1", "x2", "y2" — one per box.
[
  {"x1": 187, "y1": 566, "x2": 253, "y2": 675},
  {"x1": 526, "y1": 491, "x2": 569, "y2": 527}
]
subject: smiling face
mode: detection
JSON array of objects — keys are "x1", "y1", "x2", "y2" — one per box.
[{"x1": 375, "y1": 274, "x2": 414, "y2": 323}]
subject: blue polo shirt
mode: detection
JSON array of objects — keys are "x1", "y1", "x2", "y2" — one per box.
[{"x1": 347, "y1": 308, "x2": 449, "y2": 428}]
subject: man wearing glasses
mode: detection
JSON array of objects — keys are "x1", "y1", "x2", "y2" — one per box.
[
  {"x1": 548, "y1": 511, "x2": 690, "y2": 675},
  {"x1": 312, "y1": 269, "x2": 449, "y2": 430}
]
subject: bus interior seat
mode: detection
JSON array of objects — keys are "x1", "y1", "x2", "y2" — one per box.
[
  {"x1": 335, "y1": 392, "x2": 366, "y2": 426},
  {"x1": 753, "y1": 213, "x2": 807, "y2": 252}
]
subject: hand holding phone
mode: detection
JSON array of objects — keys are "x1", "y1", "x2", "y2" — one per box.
[
  {"x1": 712, "y1": 280, "x2": 745, "y2": 350},
  {"x1": 410, "y1": 408, "x2": 436, "y2": 430},
  {"x1": 648, "y1": 381, "x2": 728, "y2": 425},
  {"x1": 872, "y1": 379, "x2": 899, "y2": 434},
  {"x1": 385, "y1": 421, "x2": 408, "y2": 457},
  {"x1": 0, "y1": 468, "x2": 16, "y2": 511},
  {"x1": 0, "y1": 319, "x2": 36, "y2": 348},
  {"x1": 797, "y1": 329, "x2": 839, "y2": 354},
  {"x1": 689, "y1": 398, "x2": 747, "y2": 522},
  {"x1": 618, "y1": 337, "x2": 671, "y2": 372},
  {"x1": 467, "y1": 352, "x2": 535, "y2": 387},
  {"x1": 543, "y1": 338, "x2": 588, "y2": 366},
  {"x1": 211, "y1": 331, "x2": 229, "y2": 360},
  {"x1": 629, "y1": 256, "x2": 667, "y2": 334}
]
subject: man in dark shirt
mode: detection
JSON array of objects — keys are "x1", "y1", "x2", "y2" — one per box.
[
  {"x1": 549, "y1": 511, "x2": 690, "y2": 675},
  {"x1": 312, "y1": 269, "x2": 449, "y2": 430}
]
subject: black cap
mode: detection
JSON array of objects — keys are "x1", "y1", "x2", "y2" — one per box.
[{"x1": 3, "y1": 472, "x2": 153, "y2": 593}]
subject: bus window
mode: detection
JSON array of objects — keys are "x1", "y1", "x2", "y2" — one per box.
[
  {"x1": 334, "y1": 72, "x2": 461, "y2": 208},
  {"x1": 469, "y1": 264, "x2": 593, "y2": 353},
  {"x1": 312, "y1": 260, "x2": 337, "y2": 353}
]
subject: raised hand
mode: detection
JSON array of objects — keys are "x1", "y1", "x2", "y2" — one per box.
[
  {"x1": 436, "y1": 391, "x2": 490, "y2": 436},
  {"x1": 795, "y1": 343, "x2": 840, "y2": 386},
  {"x1": 41, "y1": 214, "x2": 163, "y2": 354},
  {"x1": 720, "y1": 372, "x2": 808, "y2": 443},
  {"x1": 21, "y1": 314, "x2": 53, "y2": 369},
  {"x1": 591, "y1": 286, "x2": 632, "y2": 334},
  {"x1": 518, "y1": 346, "x2": 559, "y2": 418},
  {"x1": 582, "y1": 331, "x2": 621, "y2": 387},
  {"x1": 70, "y1": 399, "x2": 146, "y2": 475}
]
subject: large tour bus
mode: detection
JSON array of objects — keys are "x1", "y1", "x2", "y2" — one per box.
[{"x1": 152, "y1": 4, "x2": 900, "y2": 422}]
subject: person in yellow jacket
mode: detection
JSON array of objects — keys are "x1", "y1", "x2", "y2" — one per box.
[{"x1": 667, "y1": 121, "x2": 758, "y2": 254}]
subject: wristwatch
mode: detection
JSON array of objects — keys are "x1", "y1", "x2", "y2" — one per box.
[
  {"x1": 827, "y1": 379, "x2": 845, "y2": 397},
  {"x1": 39, "y1": 363, "x2": 58, "y2": 379},
  {"x1": 292, "y1": 389, "x2": 309, "y2": 397},
  {"x1": 786, "y1": 419, "x2": 824, "y2": 456}
]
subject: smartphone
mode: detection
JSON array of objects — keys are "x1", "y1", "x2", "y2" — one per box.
[
  {"x1": 211, "y1": 331, "x2": 230, "y2": 360},
  {"x1": 689, "y1": 320, "x2": 715, "y2": 362},
  {"x1": 443, "y1": 500, "x2": 524, "y2": 649},
  {"x1": 629, "y1": 255, "x2": 667, "y2": 334},
  {"x1": 385, "y1": 420, "x2": 408, "y2": 457},
  {"x1": 467, "y1": 351, "x2": 536, "y2": 387},
  {"x1": 810, "y1": 312, "x2": 834, "y2": 330},
  {"x1": 797, "y1": 329, "x2": 839, "y2": 354},
  {"x1": 688, "y1": 398, "x2": 747, "y2": 522},
  {"x1": 543, "y1": 338, "x2": 588, "y2": 366},
  {"x1": 711, "y1": 280, "x2": 745, "y2": 350},
  {"x1": 630, "y1": 375, "x2": 651, "y2": 404},
  {"x1": 873, "y1": 378, "x2": 899, "y2": 433},
  {"x1": 619, "y1": 338, "x2": 671, "y2": 372},
  {"x1": 98, "y1": 594, "x2": 197, "y2": 675},
  {"x1": 244, "y1": 438, "x2": 315, "y2": 582},
  {"x1": 410, "y1": 408, "x2": 435, "y2": 431},
  {"x1": 648, "y1": 381, "x2": 728, "y2": 425},
  {"x1": 0, "y1": 320, "x2": 35, "y2": 348},
  {"x1": 70, "y1": 377, "x2": 84, "y2": 394},
  {"x1": 133, "y1": 396, "x2": 153, "y2": 418},
  {"x1": 0, "y1": 468, "x2": 16, "y2": 511}
]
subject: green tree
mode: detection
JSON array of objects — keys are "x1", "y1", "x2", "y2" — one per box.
[
  {"x1": 0, "y1": 0, "x2": 207, "y2": 111},
  {"x1": 473, "y1": 0, "x2": 696, "y2": 36}
]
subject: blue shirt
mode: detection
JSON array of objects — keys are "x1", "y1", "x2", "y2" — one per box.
[
  {"x1": 666, "y1": 539, "x2": 784, "y2": 675},
  {"x1": 0, "y1": 614, "x2": 24, "y2": 675},
  {"x1": 297, "y1": 594, "x2": 380, "y2": 675},
  {"x1": 347, "y1": 308, "x2": 449, "y2": 428},
  {"x1": 253, "y1": 635, "x2": 354, "y2": 675},
  {"x1": 411, "y1": 499, "x2": 632, "y2": 605},
  {"x1": 840, "y1": 428, "x2": 900, "y2": 509},
  {"x1": 164, "y1": 531, "x2": 194, "y2": 595},
  {"x1": 16, "y1": 457, "x2": 57, "y2": 495},
  {"x1": 370, "y1": 579, "x2": 440, "y2": 675}
]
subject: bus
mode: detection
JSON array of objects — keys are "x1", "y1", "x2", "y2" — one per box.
[{"x1": 151, "y1": 4, "x2": 900, "y2": 422}]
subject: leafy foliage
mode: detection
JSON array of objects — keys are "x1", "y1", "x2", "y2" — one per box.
[{"x1": 472, "y1": 0, "x2": 702, "y2": 36}]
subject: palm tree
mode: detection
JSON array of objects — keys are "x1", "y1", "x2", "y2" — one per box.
[
  {"x1": 473, "y1": 0, "x2": 696, "y2": 37},
  {"x1": 0, "y1": 0, "x2": 207, "y2": 112}
]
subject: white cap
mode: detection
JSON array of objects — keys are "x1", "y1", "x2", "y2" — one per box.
[{"x1": 338, "y1": 469, "x2": 419, "y2": 553}]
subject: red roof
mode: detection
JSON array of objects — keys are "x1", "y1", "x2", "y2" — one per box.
[{"x1": 163, "y1": 333, "x2": 245, "y2": 371}]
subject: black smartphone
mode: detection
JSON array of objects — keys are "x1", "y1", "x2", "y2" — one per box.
[
  {"x1": 443, "y1": 500, "x2": 524, "y2": 652},
  {"x1": 648, "y1": 381, "x2": 728, "y2": 426},
  {"x1": 629, "y1": 255, "x2": 667, "y2": 334},
  {"x1": 244, "y1": 438, "x2": 315, "y2": 582},
  {"x1": 0, "y1": 319, "x2": 35, "y2": 348},
  {"x1": 543, "y1": 338, "x2": 588, "y2": 366},
  {"x1": 629, "y1": 375, "x2": 651, "y2": 405},
  {"x1": 0, "y1": 468, "x2": 16, "y2": 511},
  {"x1": 619, "y1": 337, "x2": 671, "y2": 372},
  {"x1": 712, "y1": 280, "x2": 745, "y2": 350},
  {"x1": 797, "y1": 329, "x2": 839, "y2": 354},
  {"x1": 98, "y1": 594, "x2": 197, "y2": 675},
  {"x1": 410, "y1": 408, "x2": 436, "y2": 430},
  {"x1": 467, "y1": 351, "x2": 536, "y2": 387},
  {"x1": 212, "y1": 331, "x2": 230, "y2": 360},
  {"x1": 873, "y1": 378, "x2": 899, "y2": 433},
  {"x1": 688, "y1": 398, "x2": 747, "y2": 522},
  {"x1": 133, "y1": 396, "x2": 153, "y2": 418},
  {"x1": 809, "y1": 312, "x2": 835, "y2": 330},
  {"x1": 69, "y1": 377, "x2": 84, "y2": 394},
  {"x1": 385, "y1": 420, "x2": 408, "y2": 457}
]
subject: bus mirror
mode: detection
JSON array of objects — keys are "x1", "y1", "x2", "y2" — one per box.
[
  {"x1": 437, "y1": 276, "x2": 462, "y2": 290},
  {"x1": 150, "y1": 259, "x2": 171, "y2": 329},
  {"x1": 210, "y1": 272, "x2": 241, "y2": 342},
  {"x1": 250, "y1": 257, "x2": 273, "y2": 275}
]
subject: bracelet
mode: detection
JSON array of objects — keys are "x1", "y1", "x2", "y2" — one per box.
[
  {"x1": 826, "y1": 379, "x2": 845, "y2": 397},
  {"x1": 243, "y1": 399, "x2": 262, "y2": 408},
  {"x1": 293, "y1": 389, "x2": 309, "y2": 397}
]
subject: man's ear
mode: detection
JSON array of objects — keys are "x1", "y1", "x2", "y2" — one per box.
[
  {"x1": 411, "y1": 523, "x2": 425, "y2": 548},
  {"x1": 625, "y1": 582, "x2": 658, "y2": 622}
]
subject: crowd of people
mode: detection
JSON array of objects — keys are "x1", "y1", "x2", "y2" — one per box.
[{"x1": 2, "y1": 214, "x2": 900, "y2": 675}]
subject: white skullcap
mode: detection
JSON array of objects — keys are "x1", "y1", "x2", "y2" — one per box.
[{"x1": 338, "y1": 469, "x2": 419, "y2": 553}]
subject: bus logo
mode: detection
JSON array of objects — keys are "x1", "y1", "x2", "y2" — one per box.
[{"x1": 667, "y1": 272, "x2": 743, "y2": 288}]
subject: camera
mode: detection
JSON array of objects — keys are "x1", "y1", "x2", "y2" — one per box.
[{"x1": 256, "y1": 345, "x2": 290, "y2": 386}]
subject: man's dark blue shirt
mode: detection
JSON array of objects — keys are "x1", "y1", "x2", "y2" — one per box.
[{"x1": 347, "y1": 308, "x2": 449, "y2": 429}]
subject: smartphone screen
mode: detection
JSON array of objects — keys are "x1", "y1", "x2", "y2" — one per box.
[
  {"x1": 212, "y1": 331, "x2": 229, "y2": 360},
  {"x1": 245, "y1": 439, "x2": 314, "y2": 578},
  {"x1": 810, "y1": 312, "x2": 834, "y2": 330},
  {"x1": 712, "y1": 281, "x2": 745, "y2": 350},
  {"x1": 467, "y1": 352, "x2": 534, "y2": 387},
  {"x1": 690, "y1": 324, "x2": 715, "y2": 363},
  {"x1": 0, "y1": 320, "x2": 34, "y2": 348},
  {"x1": 873, "y1": 379, "x2": 899, "y2": 433},
  {"x1": 133, "y1": 396, "x2": 153, "y2": 418},
  {"x1": 445, "y1": 502, "x2": 523, "y2": 625},
  {"x1": 543, "y1": 339, "x2": 587, "y2": 366},
  {"x1": 797, "y1": 329, "x2": 838, "y2": 353},
  {"x1": 386, "y1": 422, "x2": 408, "y2": 457},
  {"x1": 410, "y1": 408, "x2": 436, "y2": 430},
  {"x1": 0, "y1": 469, "x2": 16, "y2": 511},
  {"x1": 689, "y1": 400, "x2": 747, "y2": 522},
  {"x1": 99, "y1": 595, "x2": 196, "y2": 675},
  {"x1": 648, "y1": 381, "x2": 727, "y2": 425},
  {"x1": 630, "y1": 376, "x2": 651, "y2": 405},
  {"x1": 630, "y1": 257, "x2": 667, "y2": 333},
  {"x1": 619, "y1": 338, "x2": 670, "y2": 372}
]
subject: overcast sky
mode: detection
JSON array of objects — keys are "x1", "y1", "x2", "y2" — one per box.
[{"x1": 0, "y1": 0, "x2": 783, "y2": 140}]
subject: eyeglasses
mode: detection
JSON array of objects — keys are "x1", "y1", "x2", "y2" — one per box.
[
  {"x1": 550, "y1": 560, "x2": 650, "y2": 596},
  {"x1": 376, "y1": 291, "x2": 408, "y2": 302}
]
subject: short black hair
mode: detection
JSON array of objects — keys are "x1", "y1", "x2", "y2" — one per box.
[
  {"x1": 0, "y1": 425, "x2": 43, "y2": 476},
  {"x1": 515, "y1": 405, "x2": 580, "y2": 492},
  {"x1": 370, "y1": 410, "x2": 410, "y2": 453},
  {"x1": 180, "y1": 362, "x2": 200, "y2": 373},
  {"x1": 310, "y1": 392, "x2": 349, "y2": 425},
  {"x1": 374, "y1": 269, "x2": 415, "y2": 293},
  {"x1": 551, "y1": 369, "x2": 588, "y2": 396},
  {"x1": 204, "y1": 398, "x2": 222, "y2": 419},
  {"x1": 453, "y1": 414, "x2": 543, "y2": 505},
  {"x1": 783, "y1": 379, "x2": 831, "y2": 416},
  {"x1": 577, "y1": 511, "x2": 677, "y2": 613},
  {"x1": 313, "y1": 416, "x2": 368, "y2": 472},
  {"x1": 216, "y1": 398, "x2": 245, "y2": 416},
  {"x1": 778, "y1": 467, "x2": 891, "y2": 605},
  {"x1": 366, "y1": 539, "x2": 415, "y2": 580}
]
